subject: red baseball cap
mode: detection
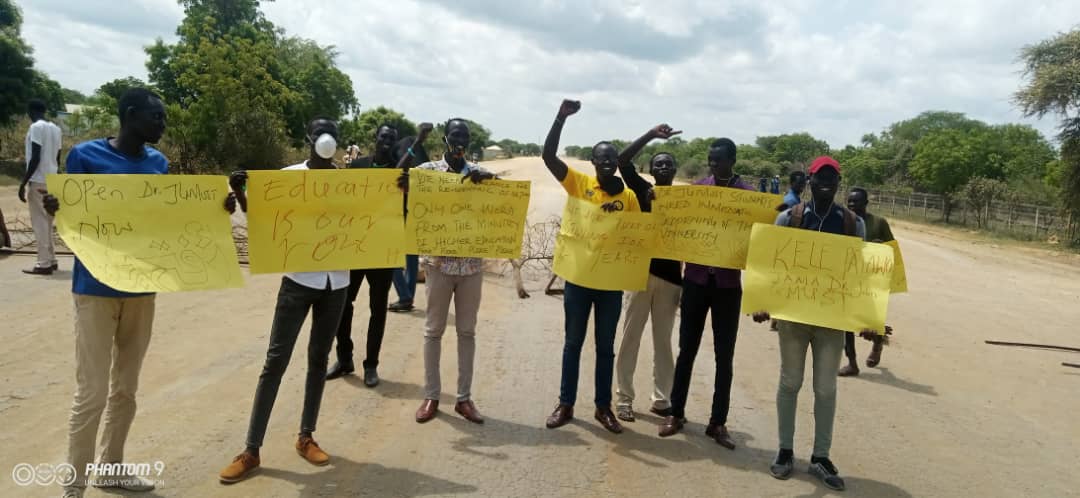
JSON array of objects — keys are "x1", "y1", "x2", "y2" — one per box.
[{"x1": 808, "y1": 156, "x2": 841, "y2": 175}]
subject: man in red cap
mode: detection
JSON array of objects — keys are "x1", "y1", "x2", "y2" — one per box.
[{"x1": 751, "y1": 156, "x2": 866, "y2": 492}]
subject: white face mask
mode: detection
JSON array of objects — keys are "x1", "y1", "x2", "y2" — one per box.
[{"x1": 314, "y1": 133, "x2": 337, "y2": 159}]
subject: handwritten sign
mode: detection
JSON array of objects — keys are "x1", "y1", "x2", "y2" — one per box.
[
  {"x1": 246, "y1": 169, "x2": 405, "y2": 273},
  {"x1": 553, "y1": 196, "x2": 656, "y2": 291},
  {"x1": 741, "y1": 223, "x2": 894, "y2": 333},
  {"x1": 885, "y1": 240, "x2": 908, "y2": 294},
  {"x1": 404, "y1": 169, "x2": 530, "y2": 258},
  {"x1": 653, "y1": 186, "x2": 782, "y2": 269},
  {"x1": 47, "y1": 174, "x2": 243, "y2": 292}
]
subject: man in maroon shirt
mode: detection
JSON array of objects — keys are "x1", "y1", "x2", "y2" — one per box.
[{"x1": 658, "y1": 138, "x2": 754, "y2": 450}]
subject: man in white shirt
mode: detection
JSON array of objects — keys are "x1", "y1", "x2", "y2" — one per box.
[
  {"x1": 219, "y1": 117, "x2": 349, "y2": 484},
  {"x1": 20, "y1": 99, "x2": 62, "y2": 275}
]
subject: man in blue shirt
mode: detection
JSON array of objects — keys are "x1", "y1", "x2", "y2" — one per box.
[
  {"x1": 43, "y1": 88, "x2": 236, "y2": 498},
  {"x1": 782, "y1": 171, "x2": 806, "y2": 209}
]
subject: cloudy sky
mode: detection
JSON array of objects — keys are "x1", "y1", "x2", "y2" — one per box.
[{"x1": 17, "y1": 0, "x2": 1080, "y2": 148}]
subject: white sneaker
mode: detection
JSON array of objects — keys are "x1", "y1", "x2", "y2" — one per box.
[{"x1": 92, "y1": 474, "x2": 155, "y2": 492}]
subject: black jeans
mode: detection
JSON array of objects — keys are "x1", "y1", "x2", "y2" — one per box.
[
  {"x1": 245, "y1": 277, "x2": 347, "y2": 448},
  {"x1": 669, "y1": 283, "x2": 741, "y2": 426},
  {"x1": 334, "y1": 268, "x2": 394, "y2": 369}
]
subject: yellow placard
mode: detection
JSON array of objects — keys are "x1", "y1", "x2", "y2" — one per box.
[
  {"x1": 246, "y1": 169, "x2": 405, "y2": 273},
  {"x1": 47, "y1": 174, "x2": 243, "y2": 293},
  {"x1": 552, "y1": 196, "x2": 656, "y2": 291},
  {"x1": 741, "y1": 223, "x2": 894, "y2": 333},
  {"x1": 405, "y1": 169, "x2": 530, "y2": 258},
  {"x1": 653, "y1": 186, "x2": 783, "y2": 269},
  {"x1": 885, "y1": 240, "x2": 908, "y2": 294}
]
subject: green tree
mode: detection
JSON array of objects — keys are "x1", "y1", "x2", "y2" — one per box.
[
  {"x1": 62, "y1": 87, "x2": 88, "y2": 104},
  {"x1": 339, "y1": 106, "x2": 417, "y2": 153},
  {"x1": 276, "y1": 37, "x2": 357, "y2": 144},
  {"x1": 908, "y1": 127, "x2": 987, "y2": 221},
  {"x1": 1015, "y1": 28, "x2": 1080, "y2": 242},
  {"x1": 146, "y1": 0, "x2": 356, "y2": 171},
  {"x1": 0, "y1": 0, "x2": 35, "y2": 126},
  {"x1": 30, "y1": 70, "x2": 64, "y2": 114}
]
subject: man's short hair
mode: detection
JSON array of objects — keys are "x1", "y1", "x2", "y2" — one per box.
[
  {"x1": 650, "y1": 151, "x2": 676, "y2": 165},
  {"x1": 27, "y1": 99, "x2": 47, "y2": 114},
  {"x1": 710, "y1": 138, "x2": 737, "y2": 161},
  {"x1": 851, "y1": 187, "x2": 869, "y2": 199},
  {"x1": 789, "y1": 171, "x2": 806, "y2": 183},
  {"x1": 117, "y1": 88, "x2": 162, "y2": 123},
  {"x1": 377, "y1": 123, "x2": 398, "y2": 134}
]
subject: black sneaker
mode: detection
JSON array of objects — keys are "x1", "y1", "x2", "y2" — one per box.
[
  {"x1": 809, "y1": 456, "x2": 845, "y2": 491},
  {"x1": 388, "y1": 301, "x2": 414, "y2": 313},
  {"x1": 769, "y1": 449, "x2": 794, "y2": 480}
]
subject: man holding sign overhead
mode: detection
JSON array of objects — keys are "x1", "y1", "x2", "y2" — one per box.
[
  {"x1": 751, "y1": 156, "x2": 867, "y2": 492},
  {"x1": 658, "y1": 139, "x2": 754, "y2": 450},
  {"x1": 406, "y1": 118, "x2": 495, "y2": 426},
  {"x1": 542, "y1": 99, "x2": 641, "y2": 435}
]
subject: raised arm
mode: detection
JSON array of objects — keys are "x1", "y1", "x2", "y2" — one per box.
[
  {"x1": 396, "y1": 122, "x2": 434, "y2": 170},
  {"x1": 396, "y1": 122, "x2": 434, "y2": 191},
  {"x1": 542, "y1": 99, "x2": 581, "y2": 182},
  {"x1": 618, "y1": 124, "x2": 682, "y2": 194}
]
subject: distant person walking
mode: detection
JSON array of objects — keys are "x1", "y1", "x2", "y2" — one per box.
[
  {"x1": 19, "y1": 99, "x2": 62, "y2": 275},
  {"x1": 839, "y1": 187, "x2": 896, "y2": 376}
]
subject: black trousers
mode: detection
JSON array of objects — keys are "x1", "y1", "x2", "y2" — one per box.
[
  {"x1": 669, "y1": 283, "x2": 742, "y2": 426},
  {"x1": 844, "y1": 331, "x2": 883, "y2": 362},
  {"x1": 245, "y1": 278, "x2": 347, "y2": 448},
  {"x1": 334, "y1": 268, "x2": 394, "y2": 369}
]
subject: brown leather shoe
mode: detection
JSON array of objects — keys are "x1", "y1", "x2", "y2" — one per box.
[
  {"x1": 658, "y1": 415, "x2": 686, "y2": 437},
  {"x1": 705, "y1": 423, "x2": 736, "y2": 450},
  {"x1": 455, "y1": 400, "x2": 484, "y2": 424},
  {"x1": 219, "y1": 451, "x2": 260, "y2": 484},
  {"x1": 838, "y1": 363, "x2": 860, "y2": 377},
  {"x1": 296, "y1": 436, "x2": 330, "y2": 466},
  {"x1": 416, "y1": 399, "x2": 439, "y2": 423},
  {"x1": 594, "y1": 407, "x2": 623, "y2": 434},
  {"x1": 22, "y1": 266, "x2": 53, "y2": 275},
  {"x1": 545, "y1": 403, "x2": 574, "y2": 429}
]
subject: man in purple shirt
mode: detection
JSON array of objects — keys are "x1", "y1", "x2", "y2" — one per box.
[{"x1": 658, "y1": 138, "x2": 753, "y2": 450}]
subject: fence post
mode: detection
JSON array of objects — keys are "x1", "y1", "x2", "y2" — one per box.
[
  {"x1": 923, "y1": 196, "x2": 928, "y2": 220},
  {"x1": 1034, "y1": 207, "x2": 1040, "y2": 238},
  {"x1": 908, "y1": 195, "x2": 912, "y2": 213},
  {"x1": 891, "y1": 195, "x2": 896, "y2": 215}
]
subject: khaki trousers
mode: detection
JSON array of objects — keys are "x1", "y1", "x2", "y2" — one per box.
[
  {"x1": 65, "y1": 294, "x2": 155, "y2": 490},
  {"x1": 615, "y1": 274, "x2": 680, "y2": 410}
]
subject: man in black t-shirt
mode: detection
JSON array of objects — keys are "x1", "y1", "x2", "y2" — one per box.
[{"x1": 327, "y1": 124, "x2": 410, "y2": 386}]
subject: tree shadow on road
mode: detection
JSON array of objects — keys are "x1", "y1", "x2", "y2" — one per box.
[
  {"x1": 258, "y1": 457, "x2": 478, "y2": 497},
  {"x1": 849, "y1": 367, "x2": 938, "y2": 396},
  {"x1": 441, "y1": 413, "x2": 591, "y2": 460}
]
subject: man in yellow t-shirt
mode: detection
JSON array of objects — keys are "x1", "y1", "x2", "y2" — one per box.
[{"x1": 541, "y1": 99, "x2": 640, "y2": 435}]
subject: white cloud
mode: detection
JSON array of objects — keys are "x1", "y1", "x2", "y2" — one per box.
[{"x1": 16, "y1": 0, "x2": 1079, "y2": 149}]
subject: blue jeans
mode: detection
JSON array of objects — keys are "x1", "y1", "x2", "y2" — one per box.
[
  {"x1": 559, "y1": 281, "x2": 623, "y2": 408},
  {"x1": 392, "y1": 254, "x2": 419, "y2": 303}
]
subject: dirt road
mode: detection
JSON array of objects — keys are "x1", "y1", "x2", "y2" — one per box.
[{"x1": 1, "y1": 158, "x2": 1078, "y2": 497}]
